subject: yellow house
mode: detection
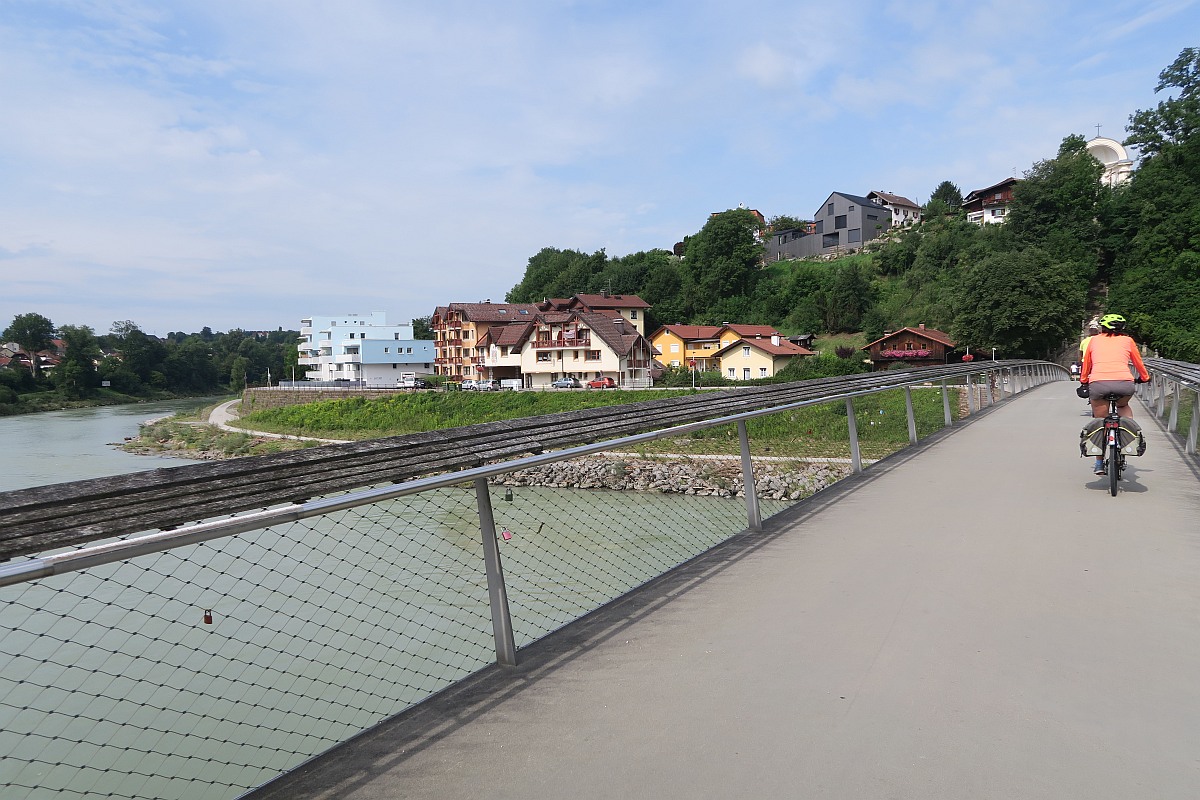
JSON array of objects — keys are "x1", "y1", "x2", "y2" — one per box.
[
  {"x1": 648, "y1": 325, "x2": 724, "y2": 370},
  {"x1": 649, "y1": 323, "x2": 789, "y2": 371},
  {"x1": 714, "y1": 334, "x2": 814, "y2": 380}
]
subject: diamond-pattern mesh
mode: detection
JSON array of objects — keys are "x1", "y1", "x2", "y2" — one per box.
[{"x1": 0, "y1": 389, "x2": 959, "y2": 799}]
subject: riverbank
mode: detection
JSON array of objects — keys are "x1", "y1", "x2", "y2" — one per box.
[{"x1": 495, "y1": 453, "x2": 859, "y2": 500}]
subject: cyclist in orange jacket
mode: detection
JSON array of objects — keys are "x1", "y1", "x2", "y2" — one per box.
[{"x1": 1078, "y1": 314, "x2": 1151, "y2": 473}]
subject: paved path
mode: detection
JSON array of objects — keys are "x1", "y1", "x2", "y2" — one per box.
[
  {"x1": 207, "y1": 399, "x2": 351, "y2": 444},
  {"x1": 252, "y1": 382, "x2": 1200, "y2": 800}
]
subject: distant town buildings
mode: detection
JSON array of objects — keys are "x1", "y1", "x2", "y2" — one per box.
[{"x1": 297, "y1": 312, "x2": 434, "y2": 385}]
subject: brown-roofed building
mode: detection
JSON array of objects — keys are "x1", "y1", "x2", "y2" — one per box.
[
  {"x1": 861, "y1": 324, "x2": 955, "y2": 370},
  {"x1": 430, "y1": 302, "x2": 541, "y2": 379},
  {"x1": 713, "y1": 333, "x2": 815, "y2": 380},
  {"x1": 478, "y1": 310, "x2": 655, "y2": 388},
  {"x1": 866, "y1": 191, "x2": 922, "y2": 228},
  {"x1": 538, "y1": 291, "x2": 651, "y2": 336},
  {"x1": 963, "y1": 178, "x2": 1018, "y2": 225}
]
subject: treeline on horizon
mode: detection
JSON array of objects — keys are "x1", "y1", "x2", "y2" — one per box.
[
  {"x1": 0, "y1": 318, "x2": 299, "y2": 412},
  {"x1": 507, "y1": 47, "x2": 1200, "y2": 365}
]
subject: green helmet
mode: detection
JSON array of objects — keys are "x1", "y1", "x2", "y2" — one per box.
[{"x1": 1099, "y1": 313, "x2": 1126, "y2": 332}]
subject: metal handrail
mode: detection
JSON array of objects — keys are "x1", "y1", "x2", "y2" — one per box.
[{"x1": 0, "y1": 360, "x2": 1065, "y2": 588}]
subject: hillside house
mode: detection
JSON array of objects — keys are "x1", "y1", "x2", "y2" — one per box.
[
  {"x1": 866, "y1": 191, "x2": 922, "y2": 227},
  {"x1": 794, "y1": 192, "x2": 892, "y2": 257},
  {"x1": 861, "y1": 325, "x2": 955, "y2": 370},
  {"x1": 963, "y1": 178, "x2": 1018, "y2": 225}
]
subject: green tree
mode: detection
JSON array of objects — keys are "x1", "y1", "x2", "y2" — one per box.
[
  {"x1": 1125, "y1": 47, "x2": 1200, "y2": 159},
  {"x1": 928, "y1": 180, "x2": 963, "y2": 210},
  {"x1": 680, "y1": 209, "x2": 764, "y2": 318},
  {"x1": 767, "y1": 214, "x2": 808, "y2": 232},
  {"x1": 951, "y1": 247, "x2": 1085, "y2": 358},
  {"x1": 412, "y1": 315, "x2": 433, "y2": 339},
  {"x1": 3, "y1": 312, "x2": 55, "y2": 375},
  {"x1": 54, "y1": 325, "x2": 101, "y2": 399}
]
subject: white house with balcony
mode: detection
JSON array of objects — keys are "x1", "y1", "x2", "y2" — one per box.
[
  {"x1": 298, "y1": 312, "x2": 435, "y2": 385},
  {"x1": 476, "y1": 310, "x2": 655, "y2": 388}
]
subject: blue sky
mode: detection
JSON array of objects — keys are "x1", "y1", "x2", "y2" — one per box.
[{"x1": 2, "y1": 0, "x2": 1197, "y2": 336}]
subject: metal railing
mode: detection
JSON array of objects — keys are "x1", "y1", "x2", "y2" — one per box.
[
  {"x1": 0, "y1": 362, "x2": 1064, "y2": 800},
  {"x1": 1143, "y1": 358, "x2": 1200, "y2": 455}
]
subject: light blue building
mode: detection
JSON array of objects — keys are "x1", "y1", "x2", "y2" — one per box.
[{"x1": 298, "y1": 312, "x2": 435, "y2": 385}]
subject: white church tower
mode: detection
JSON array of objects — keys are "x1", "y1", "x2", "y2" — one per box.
[{"x1": 1086, "y1": 136, "x2": 1134, "y2": 187}]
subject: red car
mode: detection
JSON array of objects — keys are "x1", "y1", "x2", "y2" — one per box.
[{"x1": 587, "y1": 377, "x2": 617, "y2": 389}]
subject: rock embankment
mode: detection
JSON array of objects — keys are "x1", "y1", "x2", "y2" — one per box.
[{"x1": 493, "y1": 454, "x2": 852, "y2": 501}]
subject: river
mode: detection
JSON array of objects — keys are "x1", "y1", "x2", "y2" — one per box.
[{"x1": 0, "y1": 398, "x2": 223, "y2": 491}]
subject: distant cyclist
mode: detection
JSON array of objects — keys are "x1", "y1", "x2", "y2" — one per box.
[{"x1": 1078, "y1": 314, "x2": 1151, "y2": 473}]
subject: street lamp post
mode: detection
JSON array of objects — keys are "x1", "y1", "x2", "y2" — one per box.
[{"x1": 992, "y1": 347, "x2": 998, "y2": 361}]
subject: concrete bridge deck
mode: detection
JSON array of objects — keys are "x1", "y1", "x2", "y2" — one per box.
[{"x1": 253, "y1": 382, "x2": 1200, "y2": 800}]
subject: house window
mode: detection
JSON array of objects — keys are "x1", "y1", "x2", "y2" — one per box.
[
  {"x1": 848, "y1": 205, "x2": 855, "y2": 212},
  {"x1": 867, "y1": 213, "x2": 878, "y2": 220},
  {"x1": 848, "y1": 229, "x2": 861, "y2": 243},
  {"x1": 406, "y1": 347, "x2": 413, "y2": 353},
  {"x1": 742, "y1": 346, "x2": 751, "y2": 357},
  {"x1": 670, "y1": 344, "x2": 680, "y2": 353},
  {"x1": 573, "y1": 350, "x2": 579, "y2": 359},
  {"x1": 537, "y1": 352, "x2": 551, "y2": 362},
  {"x1": 835, "y1": 215, "x2": 847, "y2": 229},
  {"x1": 383, "y1": 347, "x2": 390, "y2": 353},
  {"x1": 822, "y1": 233, "x2": 840, "y2": 248},
  {"x1": 827, "y1": 203, "x2": 834, "y2": 215},
  {"x1": 630, "y1": 310, "x2": 638, "y2": 319},
  {"x1": 586, "y1": 350, "x2": 601, "y2": 360},
  {"x1": 759, "y1": 367, "x2": 768, "y2": 377},
  {"x1": 671, "y1": 360, "x2": 680, "y2": 367},
  {"x1": 743, "y1": 368, "x2": 751, "y2": 380},
  {"x1": 727, "y1": 367, "x2": 736, "y2": 378}
]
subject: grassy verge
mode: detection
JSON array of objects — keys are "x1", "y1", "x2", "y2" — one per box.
[
  {"x1": 626, "y1": 387, "x2": 956, "y2": 460},
  {"x1": 125, "y1": 385, "x2": 964, "y2": 461},
  {"x1": 238, "y1": 389, "x2": 697, "y2": 438}
]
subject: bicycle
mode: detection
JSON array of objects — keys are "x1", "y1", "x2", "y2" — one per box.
[{"x1": 1080, "y1": 378, "x2": 1148, "y2": 496}]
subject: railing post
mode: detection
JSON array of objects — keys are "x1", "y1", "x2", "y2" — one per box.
[
  {"x1": 904, "y1": 386, "x2": 918, "y2": 444},
  {"x1": 1188, "y1": 389, "x2": 1199, "y2": 455},
  {"x1": 1168, "y1": 379, "x2": 1180, "y2": 433},
  {"x1": 845, "y1": 397, "x2": 862, "y2": 473},
  {"x1": 966, "y1": 373, "x2": 977, "y2": 415},
  {"x1": 737, "y1": 420, "x2": 762, "y2": 531},
  {"x1": 474, "y1": 477, "x2": 517, "y2": 667},
  {"x1": 1157, "y1": 376, "x2": 1167, "y2": 418},
  {"x1": 941, "y1": 379, "x2": 952, "y2": 426}
]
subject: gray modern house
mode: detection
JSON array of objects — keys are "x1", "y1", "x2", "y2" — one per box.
[{"x1": 793, "y1": 192, "x2": 892, "y2": 258}]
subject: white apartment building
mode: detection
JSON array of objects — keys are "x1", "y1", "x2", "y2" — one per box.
[{"x1": 298, "y1": 312, "x2": 434, "y2": 385}]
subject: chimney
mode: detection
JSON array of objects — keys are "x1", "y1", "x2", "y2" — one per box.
[
  {"x1": 771, "y1": 335, "x2": 780, "y2": 346},
  {"x1": 919, "y1": 323, "x2": 926, "y2": 330}
]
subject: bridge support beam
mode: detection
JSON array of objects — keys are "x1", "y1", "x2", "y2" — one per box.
[
  {"x1": 737, "y1": 420, "x2": 762, "y2": 531},
  {"x1": 845, "y1": 398, "x2": 862, "y2": 473},
  {"x1": 474, "y1": 477, "x2": 517, "y2": 667},
  {"x1": 904, "y1": 387, "x2": 918, "y2": 444}
]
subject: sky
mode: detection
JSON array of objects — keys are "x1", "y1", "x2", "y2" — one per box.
[{"x1": 1, "y1": 0, "x2": 1197, "y2": 337}]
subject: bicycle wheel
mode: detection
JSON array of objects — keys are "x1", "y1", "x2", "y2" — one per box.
[{"x1": 1109, "y1": 440, "x2": 1120, "y2": 496}]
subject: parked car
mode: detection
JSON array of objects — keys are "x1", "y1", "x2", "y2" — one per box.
[
  {"x1": 476, "y1": 379, "x2": 502, "y2": 391},
  {"x1": 410, "y1": 378, "x2": 429, "y2": 389},
  {"x1": 460, "y1": 379, "x2": 478, "y2": 391},
  {"x1": 587, "y1": 377, "x2": 617, "y2": 389},
  {"x1": 551, "y1": 377, "x2": 581, "y2": 389}
]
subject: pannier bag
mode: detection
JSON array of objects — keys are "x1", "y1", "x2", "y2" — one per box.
[{"x1": 1079, "y1": 418, "x2": 1147, "y2": 457}]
